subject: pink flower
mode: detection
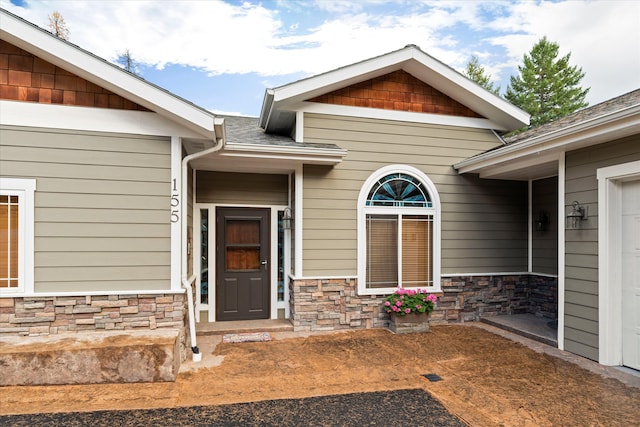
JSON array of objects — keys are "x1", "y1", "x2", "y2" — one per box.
[
  {"x1": 416, "y1": 304, "x2": 422, "y2": 310},
  {"x1": 384, "y1": 301, "x2": 390, "y2": 306},
  {"x1": 404, "y1": 308, "x2": 411, "y2": 314},
  {"x1": 427, "y1": 294, "x2": 437, "y2": 303},
  {"x1": 392, "y1": 306, "x2": 399, "y2": 312},
  {"x1": 395, "y1": 300, "x2": 402, "y2": 307}
]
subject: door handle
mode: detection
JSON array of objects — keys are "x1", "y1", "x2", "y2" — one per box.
[{"x1": 261, "y1": 260, "x2": 268, "y2": 266}]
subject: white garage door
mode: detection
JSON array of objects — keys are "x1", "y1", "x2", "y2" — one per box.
[{"x1": 622, "y1": 179, "x2": 640, "y2": 370}]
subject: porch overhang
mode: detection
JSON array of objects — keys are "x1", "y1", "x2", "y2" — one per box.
[
  {"x1": 454, "y1": 103, "x2": 640, "y2": 180},
  {"x1": 188, "y1": 141, "x2": 347, "y2": 173}
]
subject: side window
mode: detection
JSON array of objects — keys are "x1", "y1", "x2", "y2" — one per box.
[
  {"x1": 357, "y1": 166, "x2": 440, "y2": 295},
  {"x1": 0, "y1": 179, "x2": 36, "y2": 295}
]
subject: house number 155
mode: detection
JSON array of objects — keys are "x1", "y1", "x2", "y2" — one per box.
[{"x1": 170, "y1": 178, "x2": 180, "y2": 223}]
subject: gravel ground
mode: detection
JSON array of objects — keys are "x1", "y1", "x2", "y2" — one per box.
[{"x1": 0, "y1": 389, "x2": 465, "y2": 427}]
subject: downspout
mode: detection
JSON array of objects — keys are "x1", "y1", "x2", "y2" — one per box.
[
  {"x1": 491, "y1": 129, "x2": 508, "y2": 146},
  {"x1": 181, "y1": 139, "x2": 224, "y2": 362}
]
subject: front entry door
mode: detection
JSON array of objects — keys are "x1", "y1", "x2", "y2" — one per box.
[{"x1": 216, "y1": 207, "x2": 270, "y2": 320}]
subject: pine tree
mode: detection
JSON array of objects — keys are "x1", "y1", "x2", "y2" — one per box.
[
  {"x1": 505, "y1": 37, "x2": 589, "y2": 129},
  {"x1": 48, "y1": 11, "x2": 70, "y2": 40},
  {"x1": 464, "y1": 55, "x2": 500, "y2": 96}
]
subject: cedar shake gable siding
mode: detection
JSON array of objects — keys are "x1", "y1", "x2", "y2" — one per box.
[
  {"x1": 0, "y1": 40, "x2": 148, "y2": 110},
  {"x1": 308, "y1": 70, "x2": 484, "y2": 118}
]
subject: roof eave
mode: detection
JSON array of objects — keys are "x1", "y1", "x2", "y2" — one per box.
[
  {"x1": 0, "y1": 9, "x2": 219, "y2": 141},
  {"x1": 224, "y1": 141, "x2": 347, "y2": 160},
  {"x1": 262, "y1": 45, "x2": 529, "y2": 133},
  {"x1": 454, "y1": 104, "x2": 640, "y2": 175}
]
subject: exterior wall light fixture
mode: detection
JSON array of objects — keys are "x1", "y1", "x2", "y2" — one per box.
[
  {"x1": 536, "y1": 211, "x2": 550, "y2": 232},
  {"x1": 566, "y1": 201, "x2": 588, "y2": 230},
  {"x1": 282, "y1": 207, "x2": 293, "y2": 230}
]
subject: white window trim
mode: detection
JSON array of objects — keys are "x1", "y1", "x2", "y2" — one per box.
[
  {"x1": 597, "y1": 159, "x2": 640, "y2": 365},
  {"x1": 0, "y1": 178, "x2": 36, "y2": 296},
  {"x1": 357, "y1": 165, "x2": 441, "y2": 295}
]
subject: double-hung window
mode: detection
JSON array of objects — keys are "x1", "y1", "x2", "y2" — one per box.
[
  {"x1": 0, "y1": 178, "x2": 36, "y2": 295},
  {"x1": 358, "y1": 166, "x2": 440, "y2": 295}
]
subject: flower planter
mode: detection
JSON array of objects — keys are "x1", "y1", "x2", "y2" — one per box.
[{"x1": 388, "y1": 312, "x2": 430, "y2": 334}]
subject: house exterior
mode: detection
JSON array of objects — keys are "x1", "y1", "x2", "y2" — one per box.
[
  {"x1": 1, "y1": 8, "x2": 638, "y2": 377},
  {"x1": 456, "y1": 89, "x2": 640, "y2": 369},
  {"x1": 0, "y1": 10, "x2": 224, "y2": 364}
]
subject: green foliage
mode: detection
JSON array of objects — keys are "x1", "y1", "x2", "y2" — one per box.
[
  {"x1": 383, "y1": 289, "x2": 437, "y2": 316},
  {"x1": 505, "y1": 37, "x2": 589, "y2": 130},
  {"x1": 464, "y1": 55, "x2": 500, "y2": 96}
]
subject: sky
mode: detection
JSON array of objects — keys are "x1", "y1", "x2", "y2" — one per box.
[{"x1": 3, "y1": 0, "x2": 639, "y2": 117}]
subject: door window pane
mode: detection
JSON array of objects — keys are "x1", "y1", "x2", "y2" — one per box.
[
  {"x1": 226, "y1": 220, "x2": 259, "y2": 244},
  {"x1": 226, "y1": 219, "x2": 261, "y2": 271}
]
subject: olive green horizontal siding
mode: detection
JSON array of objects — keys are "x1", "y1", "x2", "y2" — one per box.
[
  {"x1": 532, "y1": 177, "x2": 558, "y2": 275},
  {"x1": 301, "y1": 113, "x2": 528, "y2": 277},
  {"x1": 0, "y1": 125, "x2": 172, "y2": 293},
  {"x1": 564, "y1": 134, "x2": 640, "y2": 361},
  {"x1": 196, "y1": 171, "x2": 287, "y2": 205}
]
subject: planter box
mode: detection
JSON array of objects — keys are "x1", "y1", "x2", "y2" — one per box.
[{"x1": 388, "y1": 312, "x2": 430, "y2": 334}]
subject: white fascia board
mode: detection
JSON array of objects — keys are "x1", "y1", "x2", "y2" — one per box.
[
  {"x1": 269, "y1": 46, "x2": 528, "y2": 131},
  {"x1": 0, "y1": 10, "x2": 217, "y2": 140},
  {"x1": 259, "y1": 89, "x2": 275, "y2": 129},
  {"x1": 295, "y1": 101, "x2": 504, "y2": 130},
  {"x1": 221, "y1": 142, "x2": 347, "y2": 164},
  {"x1": 455, "y1": 105, "x2": 640, "y2": 174},
  {"x1": 0, "y1": 100, "x2": 208, "y2": 139},
  {"x1": 272, "y1": 49, "x2": 413, "y2": 102},
  {"x1": 474, "y1": 152, "x2": 559, "y2": 179},
  {"x1": 401, "y1": 55, "x2": 529, "y2": 129}
]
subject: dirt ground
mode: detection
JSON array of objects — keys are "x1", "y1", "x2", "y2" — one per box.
[{"x1": 1, "y1": 324, "x2": 639, "y2": 426}]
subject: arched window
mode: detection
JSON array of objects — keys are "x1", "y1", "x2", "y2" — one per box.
[{"x1": 357, "y1": 165, "x2": 440, "y2": 295}]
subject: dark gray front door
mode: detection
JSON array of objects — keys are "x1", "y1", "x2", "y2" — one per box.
[{"x1": 216, "y1": 207, "x2": 270, "y2": 320}]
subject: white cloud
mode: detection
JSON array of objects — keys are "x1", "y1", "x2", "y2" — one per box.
[
  {"x1": 2, "y1": 0, "x2": 637, "y2": 105},
  {"x1": 487, "y1": 0, "x2": 640, "y2": 104}
]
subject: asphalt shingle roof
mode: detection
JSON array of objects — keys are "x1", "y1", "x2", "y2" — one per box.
[
  {"x1": 221, "y1": 115, "x2": 343, "y2": 150},
  {"x1": 504, "y1": 89, "x2": 640, "y2": 145}
]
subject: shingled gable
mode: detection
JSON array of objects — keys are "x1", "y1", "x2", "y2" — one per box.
[
  {"x1": 0, "y1": 8, "x2": 222, "y2": 142},
  {"x1": 259, "y1": 44, "x2": 529, "y2": 136},
  {"x1": 1, "y1": 39, "x2": 150, "y2": 111}
]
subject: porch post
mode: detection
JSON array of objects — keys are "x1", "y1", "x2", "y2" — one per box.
[
  {"x1": 557, "y1": 152, "x2": 566, "y2": 350},
  {"x1": 170, "y1": 136, "x2": 182, "y2": 291}
]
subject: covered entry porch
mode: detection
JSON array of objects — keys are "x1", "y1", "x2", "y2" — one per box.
[
  {"x1": 455, "y1": 150, "x2": 561, "y2": 349},
  {"x1": 182, "y1": 115, "x2": 347, "y2": 325}
]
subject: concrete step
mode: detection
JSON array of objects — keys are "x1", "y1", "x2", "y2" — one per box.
[{"x1": 196, "y1": 319, "x2": 294, "y2": 336}]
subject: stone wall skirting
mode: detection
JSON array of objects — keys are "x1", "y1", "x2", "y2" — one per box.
[
  {"x1": 289, "y1": 275, "x2": 558, "y2": 332},
  {"x1": 0, "y1": 294, "x2": 188, "y2": 360}
]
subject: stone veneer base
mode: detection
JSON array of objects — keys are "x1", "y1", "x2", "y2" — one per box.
[
  {"x1": 289, "y1": 275, "x2": 557, "y2": 332},
  {"x1": 0, "y1": 293, "x2": 189, "y2": 365}
]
